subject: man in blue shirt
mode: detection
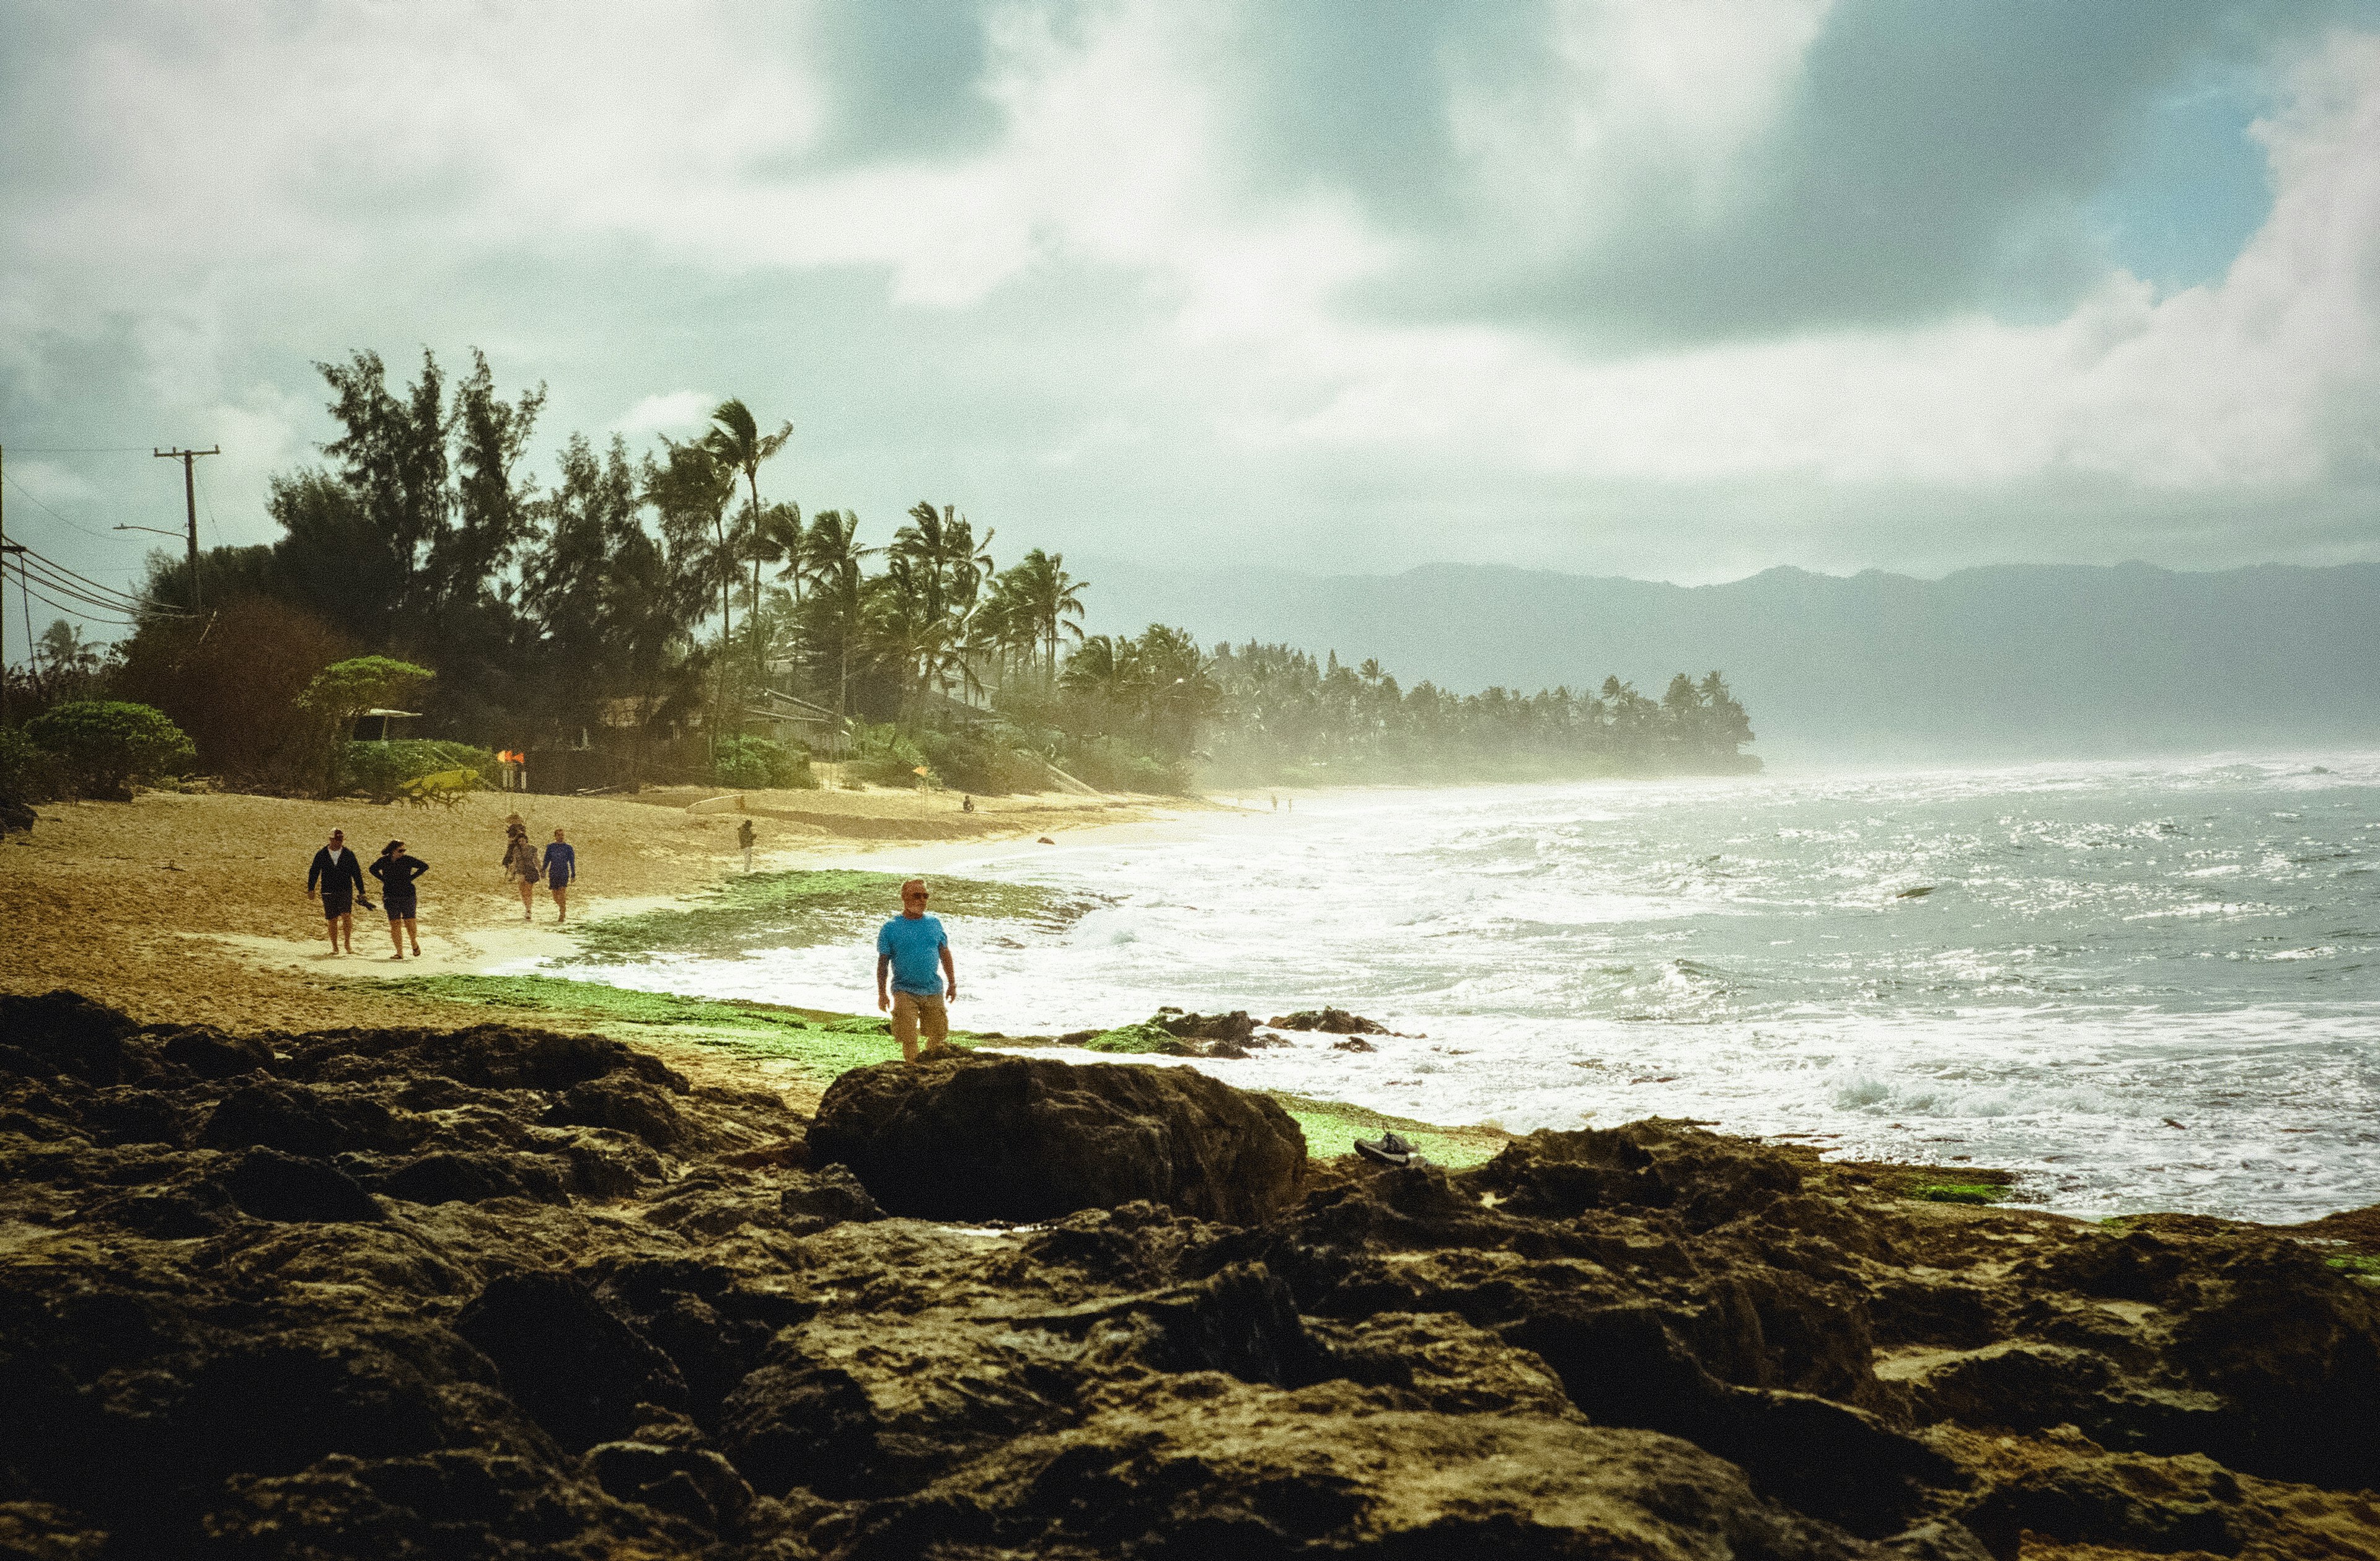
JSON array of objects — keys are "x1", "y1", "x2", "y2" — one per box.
[{"x1": 876, "y1": 877, "x2": 957, "y2": 1063}]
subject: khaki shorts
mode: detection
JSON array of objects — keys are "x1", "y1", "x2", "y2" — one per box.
[{"x1": 890, "y1": 991, "x2": 949, "y2": 1056}]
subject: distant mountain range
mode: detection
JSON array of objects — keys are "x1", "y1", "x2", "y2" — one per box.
[{"x1": 1076, "y1": 559, "x2": 2380, "y2": 763}]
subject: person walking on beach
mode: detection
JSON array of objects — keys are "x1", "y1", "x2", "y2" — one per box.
[
  {"x1": 371, "y1": 839, "x2": 428, "y2": 959},
  {"x1": 307, "y1": 828, "x2": 368, "y2": 955},
  {"x1": 501, "y1": 820, "x2": 540, "y2": 920},
  {"x1": 738, "y1": 817, "x2": 756, "y2": 872},
  {"x1": 876, "y1": 877, "x2": 957, "y2": 1065},
  {"x1": 544, "y1": 827, "x2": 577, "y2": 923}
]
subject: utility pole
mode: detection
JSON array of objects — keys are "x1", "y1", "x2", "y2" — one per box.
[
  {"x1": 1, "y1": 441, "x2": 14, "y2": 726},
  {"x1": 152, "y1": 446, "x2": 219, "y2": 611}
]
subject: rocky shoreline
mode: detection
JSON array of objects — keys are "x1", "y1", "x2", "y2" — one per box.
[{"x1": 3, "y1": 990, "x2": 2375, "y2": 1559}]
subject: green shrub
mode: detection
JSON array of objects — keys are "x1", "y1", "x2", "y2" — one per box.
[
  {"x1": 22, "y1": 701, "x2": 196, "y2": 800},
  {"x1": 340, "y1": 739, "x2": 496, "y2": 803},
  {"x1": 1062, "y1": 734, "x2": 1191, "y2": 794},
  {"x1": 0, "y1": 726, "x2": 64, "y2": 802},
  {"x1": 915, "y1": 728, "x2": 1054, "y2": 794},
  {"x1": 713, "y1": 734, "x2": 816, "y2": 790},
  {"x1": 847, "y1": 722, "x2": 933, "y2": 788}
]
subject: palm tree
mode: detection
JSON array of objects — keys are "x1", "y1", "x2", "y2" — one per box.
[
  {"x1": 747, "y1": 499, "x2": 804, "y2": 654},
  {"x1": 705, "y1": 400, "x2": 791, "y2": 556},
  {"x1": 798, "y1": 509, "x2": 875, "y2": 723},
  {"x1": 1023, "y1": 549, "x2": 1088, "y2": 677},
  {"x1": 36, "y1": 619, "x2": 101, "y2": 677},
  {"x1": 646, "y1": 438, "x2": 739, "y2": 749}
]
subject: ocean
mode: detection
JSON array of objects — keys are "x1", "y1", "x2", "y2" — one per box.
[{"x1": 569, "y1": 754, "x2": 2380, "y2": 1224}]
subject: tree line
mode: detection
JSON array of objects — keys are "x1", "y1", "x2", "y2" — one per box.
[
  {"x1": 9, "y1": 346, "x2": 1757, "y2": 796},
  {"x1": 1005, "y1": 634, "x2": 1757, "y2": 786}
]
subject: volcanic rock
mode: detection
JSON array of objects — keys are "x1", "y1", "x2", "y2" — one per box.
[
  {"x1": 808, "y1": 1052, "x2": 1307, "y2": 1224},
  {"x1": 4, "y1": 990, "x2": 2378, "y2": 1560},
  {"x1": 1267, "y1": 1005, "x2": 1396, "y2": 1034}
]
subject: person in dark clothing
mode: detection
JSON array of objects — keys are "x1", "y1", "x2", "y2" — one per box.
[
  {"x1": 371, "y1": 839, "x2": 428, "y2": 959},
  {"x1": 543, "y1": 828, "x2": 577, "y2": 923},
  {"x1": 738, "y1": 817, "x2": 756, "y2": 872},
  {"x1": 306, "y1": 828, "x2": 368, "y2": 955},
  {"x1": 501, "y1": 821, "x2": 540, "y2": 920}
]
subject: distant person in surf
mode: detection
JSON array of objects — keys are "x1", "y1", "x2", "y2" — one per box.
[
  {"x1": 738, "y1": 817, "x2": 756, "y2": 872},
  {"x1": 371, "y1": 839, "x2": 428, "y2": 959},
  {"x1": 306, "y1": 827, "x2": 367, "y2": 955},
  {"x1": 501, "y1": 821, "x2": 540, "y2": 920},
  {"x1": 544, "y1": 828, "x2": 576, "y2": 923},
  {"x1": 877, "y1": 876, "x2": 958, "y2": 1065}
]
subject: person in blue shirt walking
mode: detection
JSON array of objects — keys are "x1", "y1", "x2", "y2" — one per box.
[
  {"x1": 542, "y1": 827, "x2": 578, "y2": 923},
  {"x1": 876, "y1": 877, "x2": 958, "y2": 1063}
]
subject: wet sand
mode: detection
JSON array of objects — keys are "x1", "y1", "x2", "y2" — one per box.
[{"x1": 0, "y1": 783, "x2": 1175, "y2": 1033}]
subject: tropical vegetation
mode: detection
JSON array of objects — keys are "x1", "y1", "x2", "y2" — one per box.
[{"x1": 2, "y1": 346, "x2": 1757, "y2": 798}]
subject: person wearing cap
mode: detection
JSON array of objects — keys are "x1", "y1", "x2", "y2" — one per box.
[
  {"x1": 306, "y1": 828, "x2": 368, "y2": 955},
  {"x1": 370, "y1": 838, "x2": 429, "y2": 959}
]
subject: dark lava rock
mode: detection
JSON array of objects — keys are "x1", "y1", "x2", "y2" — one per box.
[
  {"x1": 587, "y1": 1438, "x2": 756, "y2": 1533},
  {"x1": 159, "y1": 1027, "x2": 273, "y2": 1080},
  {"x1": 1267, "y1": 1006, "x2": 1394, "y2": 1034},
  {"x1": 199, "y1": 1078, "x2": 409, "y2": 1159},
  {"x1": 0, "y1": 988, "x2": 145, "y2": 1083},
  {"x1": 778, "y1": 1164, "x2": 884, "y2": 1233},
  {"x1": 1149, "y1": 1006, "x2": 1255, "y2": 1045},
  {"x1": 454, "y1": 1272, "x2": 689, "y2": 1451},
  {"x1": 377, "y1": 1150, "x2": 570, "y2": 1207},
  {"x1": 831, "y1": 1376, "x2": 1877, "y2": 1561},
  {"x1": 7, "y1": 992, "x2": 2378, "y2": 1560},
  {"x1": 542, "y1": 1073, "x2": 694, "y2": 1151},
  {"x1": 809, "y1": 1052, "x2": 1306, "y2": 1224},
  {"x1": 224, "y1": 1147, "x2": 385, "y2": 1223}
]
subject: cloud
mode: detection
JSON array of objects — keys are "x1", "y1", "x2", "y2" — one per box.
[
  {"x1": 0, "y1": 0, "x2": 2373, "y2": 635},
  {"x1": 611, "y1": 390, "x2": 720, "y2": 436}
]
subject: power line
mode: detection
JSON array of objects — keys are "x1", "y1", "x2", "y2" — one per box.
[
  {"x1": 18, "y1": 564, "x2": 152, "y2": 619},
  {"x1": 0, "y1": 468, "x2": 125, "y2": 542},
  {"x1": 0, "y1": 446, "x2": 162, "y2": 454},
  {"x1": 11, "y1": 538, "x2": 154, "y2": 608},
  {"x1": 11, "y1": 567, "x2": 146, "y2": 629}
]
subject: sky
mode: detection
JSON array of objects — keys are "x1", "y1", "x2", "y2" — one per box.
[{"x1": 4, "y1": 0, "x2": 2379, "y2": 653}]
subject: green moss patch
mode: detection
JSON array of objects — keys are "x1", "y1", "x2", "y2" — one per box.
[
  {"x1": 2325, "y1": 1254, "x2": 2380, "y2": 1285},
  {"x1": 381, "y1": 973, "x2": 962, "y2": 1086},
  {"x1": 1908, "y1": 1182, "x2": 2011, "y2": 1206},
  {"x1": 1263, "y1": 1091, "x2": 1510, "y2": 1171},
  {"x1": 1083, "y1": 1021, "x2": 1188, "y2": 1055},
  {"x1": 560, "y1": 868, "x2": 1095, "y2": 965}
]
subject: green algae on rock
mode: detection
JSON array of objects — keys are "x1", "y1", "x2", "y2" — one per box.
[
  {"x1": 558, "y1": 868, "x2": 1096, "y2": 965},
  {"x1": 381, "y1": 973, "x2": 972, "y2": 1088}
]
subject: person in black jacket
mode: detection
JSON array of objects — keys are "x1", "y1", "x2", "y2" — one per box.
[
  {"x1": 371, "y1": 839, "x2": 430, "y2": 959},
  {"x1": 306, "y1": 828, "x2": 369, "y2": 955}
]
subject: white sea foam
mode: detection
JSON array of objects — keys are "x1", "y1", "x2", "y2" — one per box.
[{"x1": 567, "y1": 754, "x2": 2380, "y2": 1223}]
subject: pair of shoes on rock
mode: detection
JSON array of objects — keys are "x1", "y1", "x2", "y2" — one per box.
[{"x1": 1354, "y1": 1130, "x2": 1429, "y2": 1169}]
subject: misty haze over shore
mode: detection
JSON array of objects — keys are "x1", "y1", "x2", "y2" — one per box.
[{"x1": 1082, "y1": 559, "x2": 2380, "y2": 764}]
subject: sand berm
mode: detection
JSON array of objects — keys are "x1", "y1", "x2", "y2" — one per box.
[{"x1": 3, "y1": 785, "x2": 2377, "y2": 1557}]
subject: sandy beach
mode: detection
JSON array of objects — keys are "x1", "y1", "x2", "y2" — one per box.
[{"x1": 0, "y1": 782, "x2": 1177, "y2": 1034}]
